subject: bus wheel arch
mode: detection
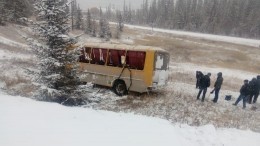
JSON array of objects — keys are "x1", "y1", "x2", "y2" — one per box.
[{"x1": 112, "y1": 79, "x2": 127, "y2": 96}]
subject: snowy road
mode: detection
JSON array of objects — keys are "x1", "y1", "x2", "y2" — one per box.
[{"x1": 124, "y1": 24, "x2": 260, "y2": 48}]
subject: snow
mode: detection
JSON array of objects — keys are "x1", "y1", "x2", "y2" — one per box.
[
  {"x1": 0, "y1": 49, "x2": 31, "y2": 60},
  {"x1": 171, "y1": 62, "x2": 257, "y2": 80},
  {"x1": 125, "y1": 24, "x2": 260, "y2": 48},
  {"x1": 1, "y1": 94, "x2": 260, "y2": 146},
  {"x1": 0, "y1": 36, "x2": 27, "y2": 48}
]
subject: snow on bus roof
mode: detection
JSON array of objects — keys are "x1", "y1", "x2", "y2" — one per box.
[{"x1": 83, "y1": 42, "x2": 167, "y2": 52}]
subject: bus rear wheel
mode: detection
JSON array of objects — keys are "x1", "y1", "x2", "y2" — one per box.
[{"x1": 113, "y1": 80, "x2": 127, "y2": 96}]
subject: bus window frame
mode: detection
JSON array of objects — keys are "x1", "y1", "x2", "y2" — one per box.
[
  {"x1": 107, "y1": 49, "x2": 127, "y2": 68},
  {"x1": 126, "y1": 50, "x2": 146, "y2": 71}
]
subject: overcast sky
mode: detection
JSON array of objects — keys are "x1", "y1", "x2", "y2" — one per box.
[{"x1": 77, "y1": 0, "x2": 149, "y2": 10}]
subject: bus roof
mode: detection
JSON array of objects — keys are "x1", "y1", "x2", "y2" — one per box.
[{"x1": 82, "y1": 42, "x2": 168, "y2": 53}]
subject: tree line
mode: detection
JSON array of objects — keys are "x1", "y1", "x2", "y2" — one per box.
[
  {"x1": 0, "y1": 0, "x2": 34, "y2": 25},
  {"x1": 104, "y1": 0, "x2": 260, "y2": 39}
]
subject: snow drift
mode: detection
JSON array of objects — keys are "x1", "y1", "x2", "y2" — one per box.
[{"x1": 0, "y1": 94, "x2": 259, "y2": 146}]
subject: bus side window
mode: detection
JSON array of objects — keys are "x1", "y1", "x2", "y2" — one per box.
[
  {"x1": 126, "y1": 51, "x2": 146, "y2": 70},
  {"x1": 91, "y1": 48, "x2": 107, "y2": 65},
  {"x1": 127, "y1": 51, "x2": 137, "y2": 69},
  {"x1": 79, "y1": 47, "x2": 91, "y2": 63},
  {"x1": 137, "y1": 52, "x2": 146, "y2": 70},
  {"x1": 108, "y1": 50, "x2": 119, "y2": 66},
  {"x1": 100, "y1": 48, "x2": 108, "y2": 65},
  {"x1": 84, "y1": 47, "x2": 91, "y2": 63},
  {"x1": 79, "y1": 48, "x2": 86, "y2": 62},
  {"x1": 118, "y1": 50, "x2": 126, "y2": 67}
]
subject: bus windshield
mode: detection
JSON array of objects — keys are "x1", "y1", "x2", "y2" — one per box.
[{"x1": 155, "y1": 52, "x2": 169, "y2": 70}]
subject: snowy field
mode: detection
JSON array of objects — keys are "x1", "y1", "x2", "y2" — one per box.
[
  {"x1": 0, "y1": 24, "x2": 260, "y2": 146},
  {"x1": 124, "y1": 24, "x2": 260, "y2": 48},
  {"x1": 1, "y1": 93, "x2": 260, "y2": 146}
]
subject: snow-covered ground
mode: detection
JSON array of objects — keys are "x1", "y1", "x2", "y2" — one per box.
[
  {"x1": 0, "y1": 93, "x2": 260, "y2": 146},
  {"x1": 124, "y1": 24, "x2": 260, "y2": 48},
  {"x1": 0, "y1": 24, "x2": 260, "y2": 146}
]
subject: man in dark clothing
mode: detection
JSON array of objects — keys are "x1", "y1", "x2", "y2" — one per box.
[
  {"x1": 233, "y1": 80, "x2": 250, "y2": 109},
  {"x1": 248, "y1": 78, "x2": 257, "y2": 104},
  {"x1": 211, "y1": 72, "x2": 223, "y2": 103},
  {"x1": 197, "y1": 73, "x2": 211, "y2": 102},
  {"x1": 196, "y1": 71, "x2": 203, "y2": 89},
  {"x1": 251, "y1": 75, "x2": 260, "y2": 104}
]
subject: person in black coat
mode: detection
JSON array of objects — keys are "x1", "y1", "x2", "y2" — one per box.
[
  {"x1": 196, "y1": 71, "x2": 204, "y2": 89},
  {"x1": 250, "y1": 75, "x2": 260, "y2": 104},
  {"x1": 248, "y1": 78, "x2": 258, "y2": 104},
  {"x1": 211, "y1": 72, "x2": 223, "y2": 103},
  {"x1": 197, "y1": 73, "x2": 211, "y2": 102},
  {"x1": 233, "y1": 80, "x2": 250, "y2": 109}
]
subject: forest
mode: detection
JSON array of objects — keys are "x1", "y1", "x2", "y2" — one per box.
[{"x1": 105, "y1": 0, "x2": 260, "y2": 39}]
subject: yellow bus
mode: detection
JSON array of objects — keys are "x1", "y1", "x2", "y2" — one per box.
[{"x1": 78, "y1": 42, "x2": 170, "y2": 96}]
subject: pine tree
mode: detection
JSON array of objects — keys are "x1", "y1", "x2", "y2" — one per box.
[
  {"x1": 92, "y1": 20, "x2": 97, "y2": 37},
  {"x1": 29, "y1": 0, "x2": 80, "y2": 102},
  {"x1": 117, "y1": 11, "x2": 124, "y2": 32},
  {"x1": 85, "y1": 9, "x2": 92, "y2": 34},
  {"x1": 104, "y1": 19, "x2": 112, "y2": 41},
  {"x1": 0, "y1": 0, "x2": 7, "y2": 25},
  {"x1": 71, "y1": 0, "x2": 78, "y2": 30},
  {"x1": 75, "y1": 4, "x2": 83, "y2": 29},
  {"x1": 98, "y1": 7, "x2": 112, "y2": 41},
  {"x1": 0, "y1": 0, "x2": 33, "y2": 24},
  {"x1": 115, "y1": 11, "x2": 124, "y2": 39}
]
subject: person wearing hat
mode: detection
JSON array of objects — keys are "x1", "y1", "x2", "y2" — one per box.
[
  {"x1": 233, "y1": 80, "x2": 250, "y2": 109},
  {"x1": 211, "y1": 72, "x2": 224, "y2": 103},
  {"x1": 197, "y1": 72, "x2": 211, "y2": 102}
]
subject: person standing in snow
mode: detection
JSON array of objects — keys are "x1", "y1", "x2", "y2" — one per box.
[
  {"x1": 249, "y1": 75, "x2": 260, "y2": 104},
  {"x1": 233, "y1": 80, "x2": 250, "y2": 109},
  {"x1": 196, "y1": 71, "x2": 204, "y2": 89},
  {"x1": 211, "y1": 72, "x2": 223, "y2": 103},
  {"x1": 247, "y1": 78, "x2": 257, "y2": 104},
  {"x1": 197, "y1": 73, "x2": 211, "y2": 102}
]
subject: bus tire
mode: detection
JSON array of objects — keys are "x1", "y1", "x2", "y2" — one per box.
[{"x1": 113, "y1": 80, "x2": 127, "y2": 96}]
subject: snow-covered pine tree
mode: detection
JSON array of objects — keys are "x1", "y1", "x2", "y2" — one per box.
[
  {"x1": 29, "y1": 0, "x2": 80, "y2": 102},
  {"x1": 0, "y1": 0, "x2": 7, "y2": 25},
  {"x1": 117, "y1": 11, "x2": 124, "y2": 32},
  {"x1": 115, "y1": 11, "x2": 123, "y2": 39},
  {"x1": 0, "y1": 0, "x2": 33, "y2": 24},
  {"x1": 85, "y1": 9, "x2": 92, "y2": 34},
  {"x1": 75, "y1": 4, "x2": 83, "y2": 30},
  {"x1": 7, "y1": 0, "x2": 33, "y2": 22},
  {"x1": 91, "y1": 20, "x2": 97, "y2": 37},
  {"x1": 103, "y1": 18, "x2": 112, "y2": 41},
  {"x1": 98, "y1": 8, "x2": 111, "y2": 41}
]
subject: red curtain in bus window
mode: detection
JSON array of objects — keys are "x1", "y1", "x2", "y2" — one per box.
[
  {"x1": 91, "y1": 48, "x2": 108, "y2": 65},
  {"x1": 100, "y1": 49, "x2": 108, "y2": 65},
  {"x1": 127, "y1": 51, "x2": 138, "y2": 69},
  {"x1": 91, "y1": 48, "x2": 99, "y2": 64},
  {"x1": 109, "y1": 50, "x2": 120, "y2": 66},
  {"x1": 127, "y1": 51, "x2": 145, "y2": 70},
  {"x1": 137, "y1": 52, "x2": 146, "y2": 70}
]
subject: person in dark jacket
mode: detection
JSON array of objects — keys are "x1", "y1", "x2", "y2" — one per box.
[
  {"x1": 196, "y1": 71, "x2": 204, "y2": 89},
  {"x1": 197, "y1": 73, "x2": 211, "y2": 102},
  {"x1": 233, "y1": 80, "x2": 249, "y2": 109},
  {"x1": 211, "y1": 72, "x2": 223, "y2": 103},
  {"x1": 251, "y1": 75, "x2": 260, "y2": 104},
  {"x1": 248, "y1": 78, "x2": 257, "y2": 104}
]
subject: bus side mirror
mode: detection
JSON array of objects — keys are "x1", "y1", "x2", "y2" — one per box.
[{"x1": 121, "y1": 56, "x2": 126, "y2": 65}]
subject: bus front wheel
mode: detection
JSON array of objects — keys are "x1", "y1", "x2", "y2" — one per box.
[{"x1": 113, "y1": 80, "x2": 127, "y2": 96}]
